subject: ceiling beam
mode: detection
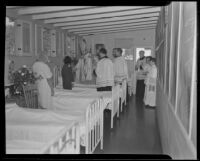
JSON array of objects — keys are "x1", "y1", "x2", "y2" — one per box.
[
  {"x1": 6, "y1": 6, "x2": 20, "y2": 9},
  {"x1": 44, "y1": 7, "x2": 160, "y2": 23},
  {"x1": 70, "y1": 24, "x2": 156, "y2": 34},
  {"x1": 18, "y1": 6, "x2": 95, "y2": 15},
  {"x1": 56, "y1": 17, "x2": 158, "y2": 28},
  {"x1": 64, "y1": 21, "x2": 157, "y2": 31},
  {"x1": 32, "y1": 6, "x2": 152, "y2": 20},
  {"x1": 53, "y1": 13, "x2": 159, "y2": 26},
  {"x1": 78, "y1": 27, "x2": 156, "y2": 36}
]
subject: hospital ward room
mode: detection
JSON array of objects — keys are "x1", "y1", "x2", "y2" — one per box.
[{"x1": 4, "y1": 3, "x2": 197, "y2": 159}]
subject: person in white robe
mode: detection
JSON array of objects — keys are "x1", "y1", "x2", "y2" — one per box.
[
  {"x1": 143, "y1": 57, "x2": 157, "y2": 107},
  {"x1": 96, "y1": 48, "x2": 114, "y2": 91},
  {"x1": 84, "y1": 52, "x2": 93, "y2": 81},
  {"x1": 32, "y1": 54, "x2": 53, "y2": 109},
  {"x1": 75, "y1": 56, "x2": 85, "y2": 82},
  {"x1": 113, "y1": 48, "x2": 129, "y2": 102},
  {"x1": 113, "y1": 48, "x2": 128, "y2": 83}
]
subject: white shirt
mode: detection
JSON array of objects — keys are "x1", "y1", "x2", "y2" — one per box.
[
  {"x1": 96, "y1": 57, "x2": 114, "y2": 88},
  {"x1": 113, "y1": 56, "x2": 128, "y2": 82}
]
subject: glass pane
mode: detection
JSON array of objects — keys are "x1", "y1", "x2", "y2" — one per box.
[
  {"x1": 22, "y1": 22, "x2": 30, "y2": 53},
  {"x1": 56, "y1": 32, "x2": 60, "y2": 55},
  {"x1": 37, "y1": 26, "x2": 42, "y2": 54},
  {"x1": 43, "y1": 28, "x2": 51, "y2": 56},
  {"x1": 5, "y1": 17, "x2": 15, "y2": 55}
]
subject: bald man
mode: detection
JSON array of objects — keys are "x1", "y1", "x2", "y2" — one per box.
[{"x1": 32, "y1": 54, "x2": 53, "y2": 109}]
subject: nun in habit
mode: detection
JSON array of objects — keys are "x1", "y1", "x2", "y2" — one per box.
[
  {"x1": 32, "y1": 54, "x2": 53, "y2": 109},
  {"x1": 61, "y1": 56, "x2": 74, "y2": 90}
]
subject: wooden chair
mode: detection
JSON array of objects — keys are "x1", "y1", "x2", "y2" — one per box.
[{"x1": 23, "y1": 84, "x2": 39, "y2": 109}]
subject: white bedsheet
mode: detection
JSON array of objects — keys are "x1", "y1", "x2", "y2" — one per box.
[
  {"x1": 6, "y1": 140, "x2": 45, "y2": 154},
  {"x1": 6, "y1": 106, "x2": 76, "y2": 143},
  {"x1": 54, "y1": 88, "x2": 112, "y2": 110}
]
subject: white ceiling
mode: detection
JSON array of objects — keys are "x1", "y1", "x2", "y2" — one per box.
[{"x1": 6, "y1": 6, "x2": 161, "y2": 36}]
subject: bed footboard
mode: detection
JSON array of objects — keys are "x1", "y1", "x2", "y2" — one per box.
[
  {"x1": 111, "y1": 84, "x2": 120, "y2": 129},
  {"x1": 85, "y1": 98, "x2": 104, "y2": 154},
  {"x1": 42, "y1": 122, "x2": 80, "y2": 154}
]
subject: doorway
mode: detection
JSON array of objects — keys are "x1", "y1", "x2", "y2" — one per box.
[{"x1": 136, "y1": 47, "x2": 152, "y2": 61}]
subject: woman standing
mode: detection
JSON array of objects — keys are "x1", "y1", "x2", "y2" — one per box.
[
  {"x1": 61, "y1": 56, "x2": 74, "y2": 90},
  {"x1": 32, "y1": 54, "x2": 53, "y2": 109},
  {"x1": 95, "y1": 48, "x2": 114, "y2": 91}
]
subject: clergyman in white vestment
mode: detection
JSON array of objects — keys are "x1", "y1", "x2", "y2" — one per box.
[{"x1": 143, "y1": 57, "x2": 157, "y2": 107}]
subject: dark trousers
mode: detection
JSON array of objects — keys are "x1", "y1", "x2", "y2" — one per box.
[
  {"x1": 96, "y1": 86, "x2": 112, "y2": 91},
  {"x1": 136, "y1": 80, "x2": 145, "y2": 99}
]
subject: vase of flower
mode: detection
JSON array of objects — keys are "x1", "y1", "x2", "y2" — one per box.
[{"x1": 11, "y1": 65, "x2": 36, "y2": 107}]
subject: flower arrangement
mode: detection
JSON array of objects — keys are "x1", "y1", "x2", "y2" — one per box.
[{"x1": 12, "y1": 65, "x2": 36, "y2": 96}]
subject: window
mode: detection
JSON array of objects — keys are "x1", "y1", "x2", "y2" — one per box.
[
  {"x1": 15, "y1": 19, "x2": 32, "y2": 56},
  {"x1": 50, "y1": 29, "x2": 56, "y2": 57},
  {"x1": 122, "y1": 48, "x2": 133, "y2": 60},
  {"x1": 22, "y1": 22, "x2": 31, "y2": 53},
  {"x1": 35, "y1": 24, "x2": 43, "y2": 55},
  {"x1": 6, "y1": 17, "x2": 15, "y2": 55},
  {"x1": 136, "y1": 47, "x2": 152, "y2": 61},
  {"x1": 42, "y1": 28, "x2": 51, "y2": 56}
]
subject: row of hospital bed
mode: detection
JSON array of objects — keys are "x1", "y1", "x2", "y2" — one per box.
[{"x1": 6, "y1": 65, "x2": 128, "y2": 154}]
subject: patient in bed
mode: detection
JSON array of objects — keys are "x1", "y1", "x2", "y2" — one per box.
[{"x1": 61, "y1": 56, "x2": 74, "y2": 90}]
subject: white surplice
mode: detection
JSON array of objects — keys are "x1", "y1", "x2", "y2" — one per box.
[{"x1": 143, "y1": 64, "x2": 157, "y2": 106}]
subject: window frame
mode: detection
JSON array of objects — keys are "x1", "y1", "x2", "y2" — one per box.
[{"x1": 15, "y1": 19, "x2": 33, "y2": 56}]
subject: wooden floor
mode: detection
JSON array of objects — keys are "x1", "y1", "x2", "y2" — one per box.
[{"x1": 94, "y1": 95, "x2": 163, "y2": 154}]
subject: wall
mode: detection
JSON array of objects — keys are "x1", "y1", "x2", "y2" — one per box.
[
  {"x1": 156, "y1": 82, "x2": 196, "y2": 159},
  {"x1": 5, "y1": 9, "x2": 81, "y2": 70},
  {"x1": 83, "y1": 29, "x2": 155, "y2": 59},
  {"x1": 155, "y1": 2, "x2": 197, "y2": 159}
]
